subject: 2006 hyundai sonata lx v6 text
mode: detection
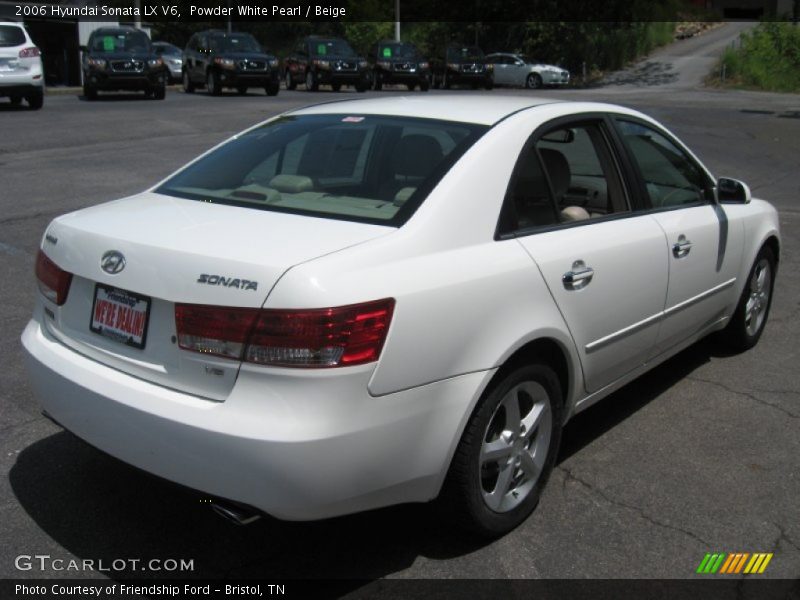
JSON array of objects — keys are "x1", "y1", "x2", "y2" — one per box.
[{"x1": 21, "y1": 96, "x2": 779, "y2": 536}]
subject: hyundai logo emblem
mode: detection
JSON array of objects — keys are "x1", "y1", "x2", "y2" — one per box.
[{"x1": 100, "y1": 251, "x2": 126, "y2": 274}]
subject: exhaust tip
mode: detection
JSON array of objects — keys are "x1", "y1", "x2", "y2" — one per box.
[{"x1": 211, "y1": 499, "x2": 262, "y2": 526}]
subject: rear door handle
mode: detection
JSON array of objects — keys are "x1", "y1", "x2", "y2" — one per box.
[
  {"x1": 563, "y1": 260, "x2": 594, "y2": 290},
  {"x1": 672, "y1": 235, "x2": 692, "y2": 258}
]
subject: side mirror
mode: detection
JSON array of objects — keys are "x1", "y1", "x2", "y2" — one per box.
[{"x1": 717, "y1": 177, "x2": 751, "y2": 204}]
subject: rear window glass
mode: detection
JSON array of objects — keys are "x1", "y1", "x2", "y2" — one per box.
[
  {"x1": 0, "y1": 25, "x2": 26, "y2": 47},
  {"x1": 157, "y1": 115, "x2": 487, "y2": 227}
]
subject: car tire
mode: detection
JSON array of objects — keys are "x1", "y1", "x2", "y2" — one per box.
[
  {"x1": 719, "y1": 246, "x2": 776, "y2": 352},
  {"x1": 9, "y1": 94, "x2": 22, "y2": 106},
  {"x1": 305, "y1": 70, "x2": 318, "y2": 92},
  {"x1": 26, "y1": 89, "x2": 44, "y2": 110},
  {"x1": 266, "y1": 82, "x2": 280, "y2": 96},
  {"x1": 207, "y1": 71, "x2": 221, "y2": 96},
  {"x1": 373, "y1": 73, "x2": 383, "y2": 91},
  {"x1": 331, "y1": 82, "x2": 342, "y2": 92},
  {"x1": 183, "y1": 71, "x2": 195, "y2": 93},
  {"x1": 237, "y1": 85, "x2": 248, "y2": 95},
  {"x1": 485, "y1": 79, "x2": 494, "y2": 91},
  {"x1": 355, "y1": 82, "x2": 367, "y2": 93},
  {"x1": 526, "y1": 73, "x2": 543, "y2": 89},
  {"x1": 420, "y1": 78, "x2": 430, "y2": 92},
  {"x1": 407, "y1": 83, "x2": 416, "y2": 91},
  {"x1": 284, "y1": 70, "x2": 296, "y2": 90},
  {"x1": 438, "y1": 363, "x2": 563, "y2": 537},
  {"x1": 152, "y1": 84, "x2": 166, "y2": 100},
  {"x1": 83, "y1": 83, "x2": 97, "y2": 100},
  {"x1": 443, "y1": 72, "x2": 451, "y2": 89}
]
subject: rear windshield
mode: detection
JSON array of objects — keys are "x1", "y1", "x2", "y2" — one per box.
[
  {"x1": 90, "y1": 31, "x2": 150, "y2": 53},
  {"x1": 0, "y1": 25, "x2": 26, "y2": 47},
  {"x1": 157, "y1": 114, "x2": 487, "y2": 226},
  {"x1": 311, "y1": 39, "x2": 355, "y2": 57},
  {"x1": 210, "y1": 34, "x2": 261, "y2": 53}
]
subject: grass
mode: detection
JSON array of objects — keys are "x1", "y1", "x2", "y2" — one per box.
[{"x1": 714, "y1": 22, "x2": 800, "y2": 93}]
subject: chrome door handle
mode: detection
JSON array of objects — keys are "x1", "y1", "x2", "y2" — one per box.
[
  {"x1": 672, "y1": 235, "x2": 693, "y2": 258},
  {"x1": 563, "y1": 260, "x2": 594, "y2": 290}
]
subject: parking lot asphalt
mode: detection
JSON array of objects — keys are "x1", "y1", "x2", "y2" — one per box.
[{"x1": 1, "y1": 26, "x2": 799, "y2": 585}]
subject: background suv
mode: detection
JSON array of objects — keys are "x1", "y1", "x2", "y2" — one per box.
[
  {"x1": 182, "y1": 30, "x2": 280, "y2": 96},
  {"x1": 82, "y1": 27, "x2": 166, "y2": 100},
  {"x1": 369, "y1": 40, "x2": 430, "y2": 91},
  {"x1": 433, "y1": 44, "x2": 493, "y2": 90},
  {"x1": 0, "y1": 21, "x2": 43, "y2": 109},
  {"x1": 283, "y1": 36, "x2": 370, "y2": 92}
]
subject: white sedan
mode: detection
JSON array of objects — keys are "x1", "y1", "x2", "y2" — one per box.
[
  {"x1": 22, "y1": 96, "x2": 779, "y2": 536},
  {"x1": 486, "y1": 53, "x2": 570, "y2": 88}
]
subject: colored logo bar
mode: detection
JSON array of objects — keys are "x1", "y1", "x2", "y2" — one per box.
[{"x1": 696, "y1": 553, "x2": 773, "y2": 574}]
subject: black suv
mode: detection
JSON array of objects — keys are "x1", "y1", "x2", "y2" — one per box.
[
  {"x1": 283, "y1": 36, "x2": 370, "y2": 92},
  {"x1": 82, "y1": 27, "x2": 167, "y2": 100},
  {"x1": 368, "y1": 40, "x2": 430, "y2": 91},
  {"x1": 432, "y1": 44, "x2": 493, "y2": 90},
  {"x1": 182, "y1": 30, "x2": 280, "y2": 96}
]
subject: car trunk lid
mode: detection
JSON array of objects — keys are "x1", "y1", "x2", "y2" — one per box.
[{"x1": 40, "y1": 192, "x2": 391, "y2": 400}]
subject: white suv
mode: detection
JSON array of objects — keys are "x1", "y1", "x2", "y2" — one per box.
[{"x1": 0, "y1": 21, "x2": 44, "y2": 109}]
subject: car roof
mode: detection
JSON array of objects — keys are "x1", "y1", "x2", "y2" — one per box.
[
  {"x1": 290, "y1": 96, "x2": 561, "y2": 126},
  {"x1": 290, "y1": 97, "x2": 645, "y2": 127}
]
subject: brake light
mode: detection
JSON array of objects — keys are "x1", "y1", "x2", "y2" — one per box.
[
  {"x1": 175, "y1": 299, "x2": 394, "y2": 368},
  {"x1": 35, "y1": 250, "x2": 72, "y2": 306},
  {"x1": 19, "y1": 47, "x2": 40, "y2": 58}
]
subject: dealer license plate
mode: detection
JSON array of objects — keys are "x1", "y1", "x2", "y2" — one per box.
[{"x1": 90, "y1": 284, "x2": 151, "y2": 349}]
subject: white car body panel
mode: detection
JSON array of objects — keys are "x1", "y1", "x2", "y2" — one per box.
[{"x1": 21, "y1": 96, "x2": 781, "y2": 520}]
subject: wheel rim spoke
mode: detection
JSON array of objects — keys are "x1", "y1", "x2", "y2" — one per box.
[
  {"x1": 485, "y1": 462, "x2": 516, "y2": 511},
  {"x1": 481, "y1": 438, "x2": 513, "y2": 465},
  {"x1": 501, "y1": 391, "x2": 521, "y2": 434},
  {"x1": 519, "y1": 449, "x2": 541, "y2": 479}
]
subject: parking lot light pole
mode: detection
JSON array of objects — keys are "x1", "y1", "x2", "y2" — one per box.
[{"x1": 395, "y1": 0, "x2": 400, "y2": 41}]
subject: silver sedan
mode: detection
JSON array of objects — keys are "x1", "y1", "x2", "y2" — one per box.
[
  {"x1": 152, "y1": 42, "x2": 183, "y2": 84},
  {"x1": 486, "y1": 53, "x2": 570, "y2": 89}
]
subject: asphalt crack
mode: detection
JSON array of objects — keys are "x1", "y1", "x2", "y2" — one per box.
[
  {"x1": 773, "y1": 522, "x2": 800, "y2": 554},
  {"x1": 557, "y1": 465, "x2": 713, "y2": 547},
  {"x1": 686, "y1": 375, "x2": 799, "y2": 420}
]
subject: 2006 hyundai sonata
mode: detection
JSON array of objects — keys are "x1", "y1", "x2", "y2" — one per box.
[{"x1": 22, "y1": 96, "x2": 779, "y2": 536}]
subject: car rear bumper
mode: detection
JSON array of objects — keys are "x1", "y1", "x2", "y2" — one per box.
[
  {"x1": 0, "y1": 69, "x2": 44, "y2": 92},
  {"x1": 21, "y1": 316, "x2": 491, "y2": 521}
]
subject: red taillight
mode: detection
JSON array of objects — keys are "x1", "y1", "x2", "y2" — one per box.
[
  {"x1": 19, "y1": 47, "x2": 40, "y2": 58},
  {"x1": 35, "y1": 250, "x2": 72, "y2": 306},
  {"x1": 175, "y1": 299, "x2": 395, "y2": 368},
  {"x1": 175, "y1": 304, "x2": 259, "y2": 359}
]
